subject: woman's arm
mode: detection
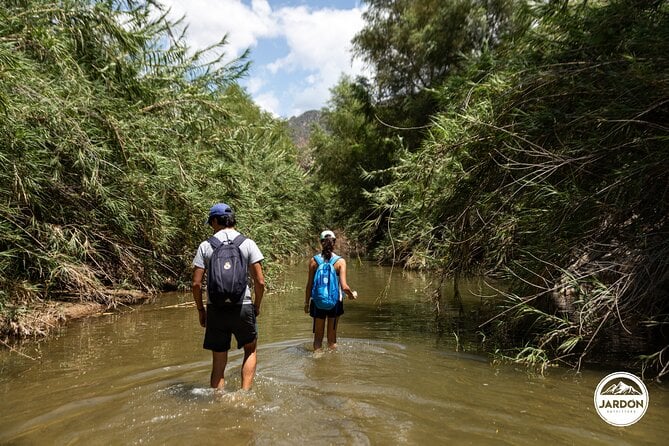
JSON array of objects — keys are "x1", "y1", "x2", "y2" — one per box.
[{"x1": 336, "y1": 259, "x2": 357, "y2": 299}]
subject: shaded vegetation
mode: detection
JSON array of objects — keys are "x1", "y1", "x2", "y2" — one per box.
[
  {"x1": 353, "y1": 0, "x2": 518, "y2": 133},
  {"x1": 0, "y1": 0, "x2": 312, "y2": 336},
  {"x1": 307, "y1": 77, "x2": 400, "y2": 235},
  {"x1": 312, "y1": 0, "x2": 668, "y2": 377},
  {"x1": 312, "y1": 0, "x2": 524, "y2": 242}
]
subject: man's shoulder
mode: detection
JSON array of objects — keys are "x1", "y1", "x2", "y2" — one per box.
[
  {"x1": 240, "y1": 236, "x2": 263, "y2": 263},
  {"x1": 235, "y1": 233, "x2": 250, "y2": 243},
  {"x1": 241, "y1": 236, "x2": 261, "y2": 251},
  {"x1": 198, "y1": 238, "x2": 213, "y2": 249}
]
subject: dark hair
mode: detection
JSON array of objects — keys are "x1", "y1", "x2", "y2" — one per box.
[
  {"x1": 212, "y1": 214, "x2": 236, "y2": 228},
  {"x1": 320, "y1": 237, "x2": 335, "y2": 261}
]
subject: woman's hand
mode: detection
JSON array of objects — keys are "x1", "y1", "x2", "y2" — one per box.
[{"x1": 304, "y1": 302, "x2": 310, "y2": 314}]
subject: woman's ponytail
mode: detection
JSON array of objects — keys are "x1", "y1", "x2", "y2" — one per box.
[{"x1": 321, "y1": 237, "x2": 335, "y2": 261}]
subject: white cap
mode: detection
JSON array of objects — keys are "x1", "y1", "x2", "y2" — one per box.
[{"x1": 320, "y1": 230, "x2": 336, "y2": 240}]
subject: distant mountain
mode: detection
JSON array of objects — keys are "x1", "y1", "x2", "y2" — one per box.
[
  {"x1": 286, "y1": 110, "x2": 324, "y2": 149},
  {"x1": 602, "y1": 381, "x2": 642, "y2": 395}
]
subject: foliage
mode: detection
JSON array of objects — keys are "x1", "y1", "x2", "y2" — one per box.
[
  {"x1": 354, "y1": 0, "x2": 518, "y2": 99},
  {"x1": 311, "y1": 0, "x2": 525, "y2": 244},
  {"x1": 366, "y1": 0, "x2": 669, "y2": 375},
  {"x1": 308, "y1": 76, "x2": 400, "y2": 237},
  {"x1": 352, "y1": 0, "x2": 521, "y2": 136},
  {"x1": 0, "y1": 0, "x2": 311, "y2": 336}
]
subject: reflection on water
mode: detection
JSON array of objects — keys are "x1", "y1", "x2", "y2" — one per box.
[{"x1": 0, "y1": 262, "x2": 667, "y2": 445}]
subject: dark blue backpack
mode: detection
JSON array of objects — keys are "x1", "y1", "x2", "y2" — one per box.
[
  {"x1": 311, "y1": 254, "x2": 341, "y2": 310},
  {"x1": 207, "y1": 234, "x2": 248, "y2": 305}
]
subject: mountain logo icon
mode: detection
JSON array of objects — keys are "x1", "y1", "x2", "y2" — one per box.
[
  {"x1": 601, "y1": 380, "x2": 642, "y2": 395},
  {"x1": 594, "y1": 372, "x2": 648, "y2": 427}
]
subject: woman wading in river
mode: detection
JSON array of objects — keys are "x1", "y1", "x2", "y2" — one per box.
[{"x1": 304, "y1": 230, "x2": 357, "y2": 351}]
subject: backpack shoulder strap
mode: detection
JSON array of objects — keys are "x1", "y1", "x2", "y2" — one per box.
[
  {"x1": 329, "y1": 255, "x2": 341, "y2": 265},
  {"x1": 208, "y1": 236, "x2": 221, "y2": 249},
  {"x1": 231, "y1": 234, "x2": 246, "y2": 247},
  {"x1": 314, "y1": 254, "x2": 324, "y2": 266}
]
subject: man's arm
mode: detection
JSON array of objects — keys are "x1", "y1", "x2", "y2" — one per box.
[
  {"x1": 192, "y1": 267, "x2": 206, "y2": 327},
  {"x1": 249, "y1": 262, "x2": 265, "y2": 316}
]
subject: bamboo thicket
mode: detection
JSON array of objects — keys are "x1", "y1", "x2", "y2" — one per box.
[{"x1": 0, "y1": 0, "x2": 311, "y2": 336}]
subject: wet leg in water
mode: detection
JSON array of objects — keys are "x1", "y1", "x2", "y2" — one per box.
[
  {"x1": 313, "y1": 317, "x2": 325, "y2": 351},
  {"x1": 327, "y1": 317, "x2": 338, "y2": 349},
  {"x1": 211, "y1": 351, "x2": 227, "y2": 389},
  {"x1": 241, "y1": 340, "x2": 257, "y2": 390},
  {"x1": 313, "y1": 317, "x2": 338, "y2": 351},
  {"x1": 210, "y1": 343, "x2": 256, "y2": 390}
]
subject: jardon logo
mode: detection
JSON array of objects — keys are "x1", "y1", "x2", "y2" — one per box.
[{"x1": 594, "y1": 372, "x2": 648, "y2": 426}]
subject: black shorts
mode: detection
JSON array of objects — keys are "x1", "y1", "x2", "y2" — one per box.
[
  {"x1": 309, "y1": 299, "x2": 344, "y2": 319},
  {"x1": 203, "y1": 304, "x2": 257, "y2": 352}
]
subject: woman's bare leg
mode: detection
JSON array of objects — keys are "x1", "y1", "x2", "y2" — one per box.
[
  {"x1": 326, "y1": 317, "x2": 338, "y2": 349},
  {"x1": 313, "y1": 317, "x2": 326, "y2": 351}
]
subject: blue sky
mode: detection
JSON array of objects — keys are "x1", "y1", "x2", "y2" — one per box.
[{"x1": 160, "y1": 0, "x2": 370, "y2": 118}]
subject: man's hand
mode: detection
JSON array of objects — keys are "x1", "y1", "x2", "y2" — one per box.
[
  {"x1": 192, "y1": 267, "x2": 206, "y2": 327},
  {"x1": 198, "y1": 308, "x2": 206, "y2": 327}
]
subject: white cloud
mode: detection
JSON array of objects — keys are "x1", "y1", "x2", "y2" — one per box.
[
  {"x1": 245, "y1": 77, "x2": 265, "y2": 95},
  {"x1": 276, "y1": 7, "x2": 364, "y2": 77},
  {"x1": 290, "y1": 83, "x2": 330, "y2": 117},
  {"x1": 254, "y1": 92, "x2": 281, "y2": 117},
  {"x1": 160, "y1": 0, "x2": 279, "y2": 59},
  {"x1": 158, "y1": 1, "x2": 369, "y2": 117},
  {"x1": 266, "y1": 5, "x2": 368, "y2": 116}
]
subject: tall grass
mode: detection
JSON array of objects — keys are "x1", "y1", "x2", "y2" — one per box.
[
  {"x1": 367, "y1": 0, "x2": 668, "y2": 376},
  {"x1": 0, "y1": 0, "x2": 312, "y2": 336}
]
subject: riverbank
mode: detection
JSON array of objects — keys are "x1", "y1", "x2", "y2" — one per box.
[{"x1": 0, "y1": 290, "x2": 151, "y2": 340}]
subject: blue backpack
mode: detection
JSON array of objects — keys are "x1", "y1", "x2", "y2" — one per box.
[
  {"x1": 311, "y1": 254, "x2": 341, "y2": 310},
  {"x1": 207, "y1": 234, "x2": 248, "y2": 305}
]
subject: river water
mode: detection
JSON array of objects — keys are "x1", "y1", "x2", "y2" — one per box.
[{"x1": 1, "y1": 262, "x2": 667, "y2": 445}]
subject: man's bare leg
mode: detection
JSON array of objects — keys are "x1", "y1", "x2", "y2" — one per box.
[
  {"x1": 241, "y1": 340, "x2": 257, "y2": 391},
  {"x1": 211, "y1": 350, "x2": 228, "y2": 389}
]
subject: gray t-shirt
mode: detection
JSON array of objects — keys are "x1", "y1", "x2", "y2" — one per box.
[{"x1": 192, "y1": 229, "x2": 264, "y2": 305}]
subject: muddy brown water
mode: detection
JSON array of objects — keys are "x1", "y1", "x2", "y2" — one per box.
[{"x1": 1, "y1": 262, "x2": 667, "y2": 445}]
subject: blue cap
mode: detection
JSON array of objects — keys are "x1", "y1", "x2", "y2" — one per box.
[{"x1": 207, "y1": 203, "x2": 233, "y2": 223}]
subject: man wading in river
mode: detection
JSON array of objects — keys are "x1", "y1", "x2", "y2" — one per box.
[{"x1": 192, "y1": 203, "x2": 265, "y2": 390}]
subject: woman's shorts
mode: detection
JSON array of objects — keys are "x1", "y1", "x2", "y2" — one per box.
[
  {"x1": 203, "y1": 304, "x2": 257, "y2": 352},
  {"x1": 309, "y1": 299, "x2": 344, "y2": 319}
]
